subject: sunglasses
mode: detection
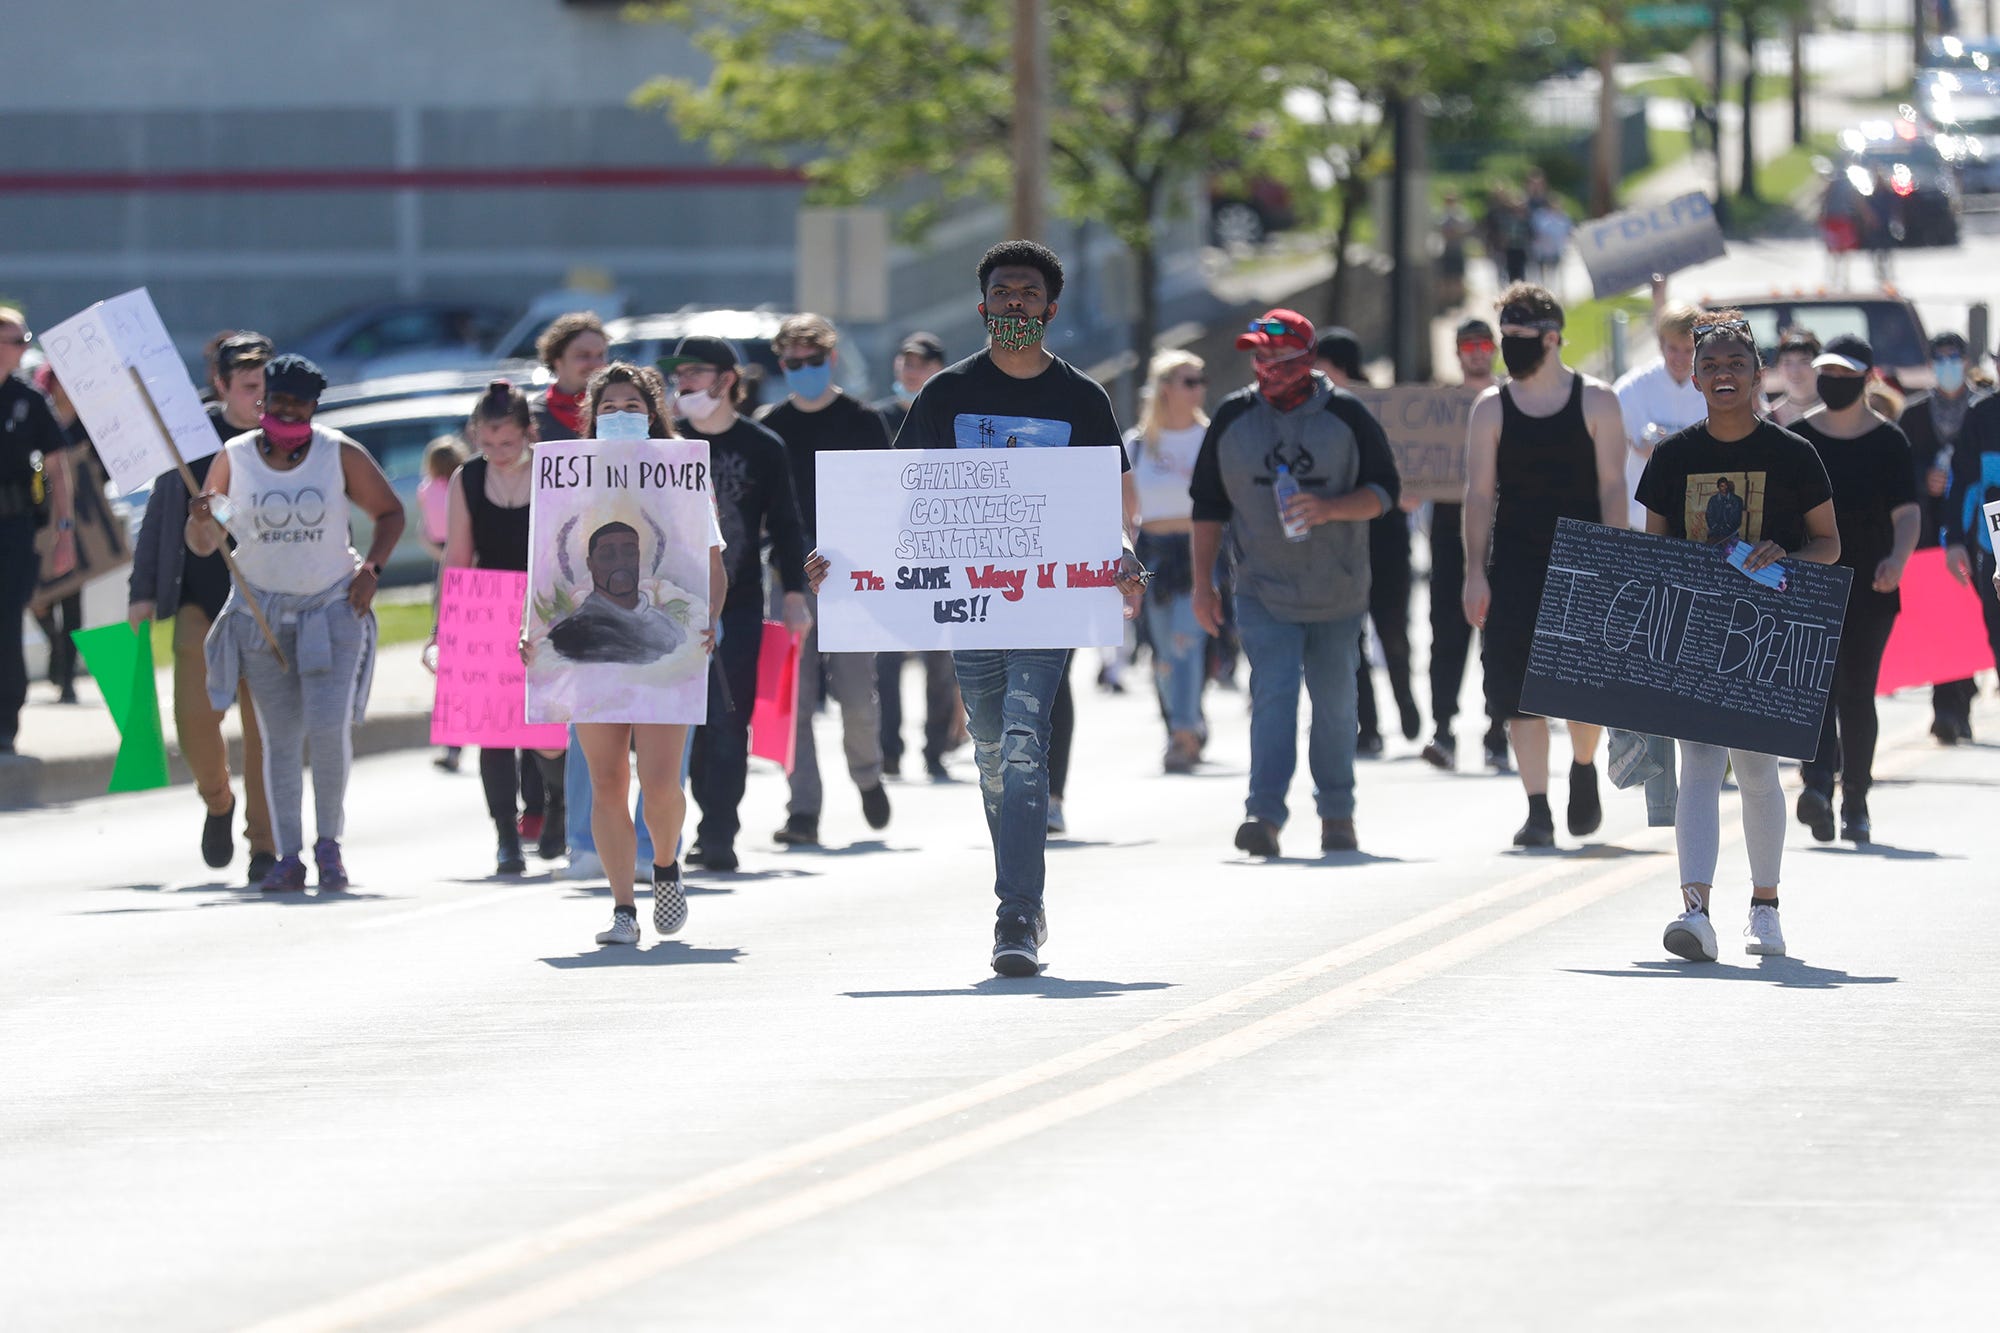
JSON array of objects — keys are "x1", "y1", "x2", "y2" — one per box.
[
  {"x1": 1458, "y1": 339, "x2": 1496, "y2": 355},
  {"x1": 1246, "y1": 318, "x2": 1294, "y2": 337},
  {"x1": 1692, "y1": 318, "x2": 1752, "y2": 339},
  {"x1": 780, "y1": 351, "x2": 829, "y2": 371},
  {"x1": 1172, "y1": 375, "x2": 1208, "y2": 387}
]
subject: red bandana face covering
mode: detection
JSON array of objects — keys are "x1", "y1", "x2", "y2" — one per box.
[
  {"x1": 1253, "y1": 354, "x2": 1314, "y2": 411},
  {"x1": 545, "y1": 385, "x2": 584, "y2": 434}
]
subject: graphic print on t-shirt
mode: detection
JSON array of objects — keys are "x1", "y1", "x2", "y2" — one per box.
[
  {"x1": 1685, "y1": 470, "x2": 1766, "y2": 545},
  {"x1": 953, "y1": 414, "x2": 1072, "y2": 450}
]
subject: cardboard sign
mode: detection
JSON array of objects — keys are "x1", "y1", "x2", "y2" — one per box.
[
  {"x1": 814, "y1": 447, "x2": 1127, "y2": 652},
  {"x1": 523, "y1": 439, "x2": 716, "y2": 725},
  {"x1": 1576, "y1": 191, "x2": 1727, "y2": 299},
  {"x1": 1346, "y1": 384, "x2": 1481, "y2": 503},
  {"x1": 430, "y1": 568, "x2": 569, "y2": 749},
  {"x1": 31, "y1": 456, "x2": 130, "y2": 616},
  {"x1": 1985, "y1": 499, "x2": 2000, "y2": 551},
  {"x1": 38, "y1": 289, "x2": 218, "y2": 496},
  {"x1": 1876, "y1": 548, "x2": 1996, "y2": 693},
  {"x1": 1518, "y1": 519, "x2": 1852, "y2": 761},
  {"x1": 749, "y1": 620, "x2": 800, "y2": 773}
]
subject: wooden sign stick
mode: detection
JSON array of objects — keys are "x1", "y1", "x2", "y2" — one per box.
[{"x1": 125, "y1": 367, "x2": 288, "y2": 670}]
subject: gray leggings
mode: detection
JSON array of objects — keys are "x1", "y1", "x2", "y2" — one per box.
[
  {"x1": 1675, "y1": 741, "x2": 1785, "y2": 890},
  {"x1": 240, "y1": 607, "x2": 371, "y2": 857}
]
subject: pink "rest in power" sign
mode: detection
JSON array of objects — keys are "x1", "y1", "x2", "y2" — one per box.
[{"x1": 431, "y1": 568, "x2": 569, "y2": 749}]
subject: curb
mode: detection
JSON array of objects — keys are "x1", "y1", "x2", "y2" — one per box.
[{"x1": 0, "y1": 711, "x2": 436, "y2": 811}]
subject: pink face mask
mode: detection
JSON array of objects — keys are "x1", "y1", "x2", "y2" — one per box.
[{"x1": 260, "y1": 413, "x2": 312, "y2": 453}]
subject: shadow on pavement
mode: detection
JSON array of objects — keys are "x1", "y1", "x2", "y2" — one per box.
[
  {"x1": 1048, "y1": 838, "x2": 1159, "y2": 852},
  {"x1": 561, "y1": 884, "x2": 739, "y2": 900},
  {"x1": 443, "y1": 872, "x2": 557, "y2": 886},
  {"x1": 844, "y1": 976, "x2": 1175, "y2": 999},
  {"x1": 80, "y1": 882, "x2": 394, "y2": 912},
  {"x1": 775, "y1": 840, "x2": 914, "y2": 858},
  {"x1": 1801, "y1": 842, "x2": 1958, "y2": 861},
  {"x1": 1565, "y1": 957, "x2": 1898, "y2": 988},
  {"x1": 1238, "y1": 851, "x2": 1421, "y2": 867},
  {"x1": 540, "y1": 942, "x2": 745, "y2": 969}
]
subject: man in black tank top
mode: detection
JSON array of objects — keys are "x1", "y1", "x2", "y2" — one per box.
[{"x1": 1462, "y1": 284, "x2": 1631, "y2": 848}]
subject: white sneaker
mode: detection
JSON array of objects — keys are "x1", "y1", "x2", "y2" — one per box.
[
  {"x1": 594, "y1": 907, "x2": 640, "y2": 946},
  {"x1": 1744, "y1": 903, "x2": 1786, "y2": 956},
  {"x1": 1046, "y1": 797, "x2": 1066, "y2": 835},
  {"x1": 1663, "y1": 910, "x2": 1719, "y2": 962},
  {"x1": 559, "y1": 850, "x2": 605, "y2": 882}
]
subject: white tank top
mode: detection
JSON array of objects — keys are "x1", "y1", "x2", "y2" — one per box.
[
  {"x1": 225, "y1": 426, "x2": 358, "y2": 594},
  {"x1": 1127, "y1": 422, "x2": 1206, "y2": 524}
]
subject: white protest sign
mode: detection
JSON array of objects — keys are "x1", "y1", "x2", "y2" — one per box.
[
  {"x1": 1576, "y1": 191, "x2": 1727, "y2": 299},
  {"x1": 1985, "y1": 499, "x2": 2000, "y2": 550},
  {"x1": 816, "y1": 448, "x2": 1126, "y2": 652},
  {"x1": 38, "y1": 288, "x2": 217, "y2": 496}
]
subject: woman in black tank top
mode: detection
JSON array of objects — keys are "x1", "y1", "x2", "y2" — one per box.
[{"x1": 431, "y1": 381, "x2": 566, "y2": 874}]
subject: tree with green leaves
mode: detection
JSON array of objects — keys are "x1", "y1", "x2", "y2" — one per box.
[{"x1": 631, "y1": 0, "x2": 1294, "y2": 384}]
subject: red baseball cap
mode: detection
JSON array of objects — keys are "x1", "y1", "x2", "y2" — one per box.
[{"x1": 1235, "y1": 308, "x2": 1315, "y2": 354}]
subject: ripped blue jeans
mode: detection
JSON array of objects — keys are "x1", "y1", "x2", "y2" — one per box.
[{"x1": 952, "y1": 648, "x2": 1070, "y2": 920}]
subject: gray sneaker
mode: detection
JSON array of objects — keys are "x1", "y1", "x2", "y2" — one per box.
[{"x1": 595, "y1": 905, "x2": 640, "y2": 946}]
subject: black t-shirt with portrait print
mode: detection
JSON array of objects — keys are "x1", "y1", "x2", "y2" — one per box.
[
  {"x1": 1635, "y1": 418, "x2": 1832, "y2": 554},
  {"x1": 1790, "y1": 417, "x2": 1918, "y2": 614},
  {"x1": 893, "y1": 351, "x2": 1130, "y2": 471}
]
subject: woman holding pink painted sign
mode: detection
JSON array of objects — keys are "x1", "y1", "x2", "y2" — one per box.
[{"x1": 429, "y1": 380, "x2": 566, "y2": 876}]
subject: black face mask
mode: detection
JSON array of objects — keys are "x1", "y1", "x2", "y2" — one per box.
[
  {"x1": 1500, "y1": 334, "x2": 1547, "y2": 379},
  {"x1": 1817, "y1": 374, "x2": 1866, "y2": 411}
]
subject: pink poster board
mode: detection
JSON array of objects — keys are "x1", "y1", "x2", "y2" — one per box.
[
  {"x1": 431, "y1": 568, "x2": 569, "y2": 748},
  {"x1": 750, "y1": 621, "x2": 799, "y2": 773},
  {"x1": 1877, "y1": 548, "x2": 1996, "y2": 694}
]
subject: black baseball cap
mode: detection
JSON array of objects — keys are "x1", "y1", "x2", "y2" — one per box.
[
  {"x1": 1315, "y1": 326, "x2": 1364, "y2": 380},
  {"x1": 1456, "y1": 318, "x2": 1495, "y2": 344},
  {"x1": 1930, "y1": 330, "x2": 1969, "y2": 357},
  {"x1": 1813, "y1": 333, "x2": 1873, "y2": 373},
  {"x1": 657, "y1": 334, "x2": 740, "y2": 373},
  {"x1": 897, "y1": 331, "x2": 946, "y2": 362}
]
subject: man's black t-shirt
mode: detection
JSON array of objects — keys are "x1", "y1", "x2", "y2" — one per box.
[
  {"x1": 1790, "y1": 417, "x2": 1917, "y2": 612},
  {"x1": 872, "y1": 395, "x2": 913, "y2": 442},
  {"x1": 179, "y1": 406, "x2": 245, "y2": 619},
  {"x1": 755, "y1": 392, "x2": 889, "y2": 545},
  {"x1": 1636, "y1": 418, "x2": 1832, "y2": 553},
  {"x1": 894, "y1": 352, "x2": 1129, "y2": 471},
  {"x1": 674, "y1": 413, "x2": 807, "y2": 614}
]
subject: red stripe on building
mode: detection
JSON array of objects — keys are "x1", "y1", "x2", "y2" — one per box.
[{"x1": 0, "y1": 165, "x2": 806, "y2": 193}]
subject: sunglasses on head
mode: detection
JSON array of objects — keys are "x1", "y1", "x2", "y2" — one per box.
[
  {"x1": 1246, "y1": 318, "x2": 1294, "y2": 337},
  {"x1": 1692, "y1": 318, "x2": 1752, "y2": 340},
  {"x1": 780, "y1": 351, "x2": 829, "y2": 371}
]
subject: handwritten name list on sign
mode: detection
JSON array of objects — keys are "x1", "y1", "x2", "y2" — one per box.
[
  {"x1": 816, "y1": 447, "x2": 1127, "y2": 652},
  {"x1": 39, "y1": 288, "x2": 219, "y2": 496},
  {"x1": 431, "y1": 568, "x2": 568, "y2": 749},
  {"x1": 1576, "y1": 190, "x2": 1728, "y2": 299},
  {"x1": 1347, "y1": 384, "x2": 1480, "y2": 503},
  {"x1": 1518, "y1": 519, "x2": 1853, "y2": 761}
]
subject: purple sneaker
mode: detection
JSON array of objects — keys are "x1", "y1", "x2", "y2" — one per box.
[
  {"x1": 258, "y1": 855, "x2": 308, "y2": 893},
  {"x1": 313, "y1": 838, "x2": 350, "y2": 891}
]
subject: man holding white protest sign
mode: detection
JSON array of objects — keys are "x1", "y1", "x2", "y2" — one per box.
[{"x1": 810, "y1": 240, "x2": 1144, "y2": 978}]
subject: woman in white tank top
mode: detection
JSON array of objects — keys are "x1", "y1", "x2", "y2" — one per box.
[{"x1": 187, "y1": 355, "x2": 405, "y2": 893}]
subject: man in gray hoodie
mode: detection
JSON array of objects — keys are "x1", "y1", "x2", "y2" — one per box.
[{"x1": 1191, "y1": 308, "x2": 1401, "y2": 857}]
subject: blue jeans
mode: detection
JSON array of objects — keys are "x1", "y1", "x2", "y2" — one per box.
[
  {"x1": 953, "y1": 648, "x2": 1068, "y2": 919},
  {"x1": 565, "y1": 727, "x2": 654, "y2": 865},
  {"x1": 1145, "y1": 591, "x2": 1208, "y2": 735},
  {"x1": 1235, "y1": 594, "x2": 1364, "y2": 827}
]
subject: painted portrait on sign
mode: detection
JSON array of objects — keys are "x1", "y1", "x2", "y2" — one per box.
[
  {"x1": 1684, "y1": 470, "x2": 1767, "y2": 545},
  {"x1": 524, "y1": 438, "x2": 718, "y2": 725}
]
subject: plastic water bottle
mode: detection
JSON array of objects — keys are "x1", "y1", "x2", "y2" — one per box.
[{"x1": 1273, "y1": 463, "x2": 1310, "y2": 542}]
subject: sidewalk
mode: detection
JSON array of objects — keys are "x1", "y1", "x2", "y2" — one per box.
[{"x1": 0, "y1": 636, "x2": 438, "y2": 809}]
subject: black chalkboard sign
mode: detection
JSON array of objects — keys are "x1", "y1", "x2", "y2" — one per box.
[{"x1": 1518, "y1": 518, "x2": 1853, "y2": 761}]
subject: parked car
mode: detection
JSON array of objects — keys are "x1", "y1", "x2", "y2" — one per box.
[
  {"x1": 315, "y1": 385, "x2": 486, "y2": 586},
  {"x1": 284, "y1": 301, "x2": 514, "y2": 387},
  {"x1": 604, "y1": 306, "x2": 876, "y2": 408},
  {"x1": 1921, "y1": 35, "x2": 2000, "y2": 75},
  {"x1": 1208, "y1": 176, "x2": 1297, "y2": 249},
  {"x1": 1836, "y1": 124, "x2": 1961, "y2": 247}
]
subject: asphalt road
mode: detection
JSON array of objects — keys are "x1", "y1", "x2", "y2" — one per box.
[{"x1": 4, "y1": 616, "x2": 1998, "y2": 1331}]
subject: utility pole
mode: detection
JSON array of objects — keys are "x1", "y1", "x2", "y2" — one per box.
[
  {"x1": 1388, "y1": 96, "x2": 1432, "y2": 384},
  {"x1": 1712, "y1": 0, "x2": 1729, "y2": 225},
  {"x1": 1011, "y1": 0, "x2": 1049, "y2": 242}
]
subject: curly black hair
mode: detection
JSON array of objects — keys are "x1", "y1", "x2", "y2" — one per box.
[{"x1": 978, "y1": 240, "x2": 1065, "y2": 302}]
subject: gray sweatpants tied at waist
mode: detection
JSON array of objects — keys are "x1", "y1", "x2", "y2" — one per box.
[{"x1": 204, "y1": 575, "x2": 378, "y2": 858}]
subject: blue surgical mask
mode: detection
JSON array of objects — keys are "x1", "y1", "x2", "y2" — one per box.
[
  {"x1": 1935, "y1": 356, "x2": 1966, "y2": 394},
  {"x1": 784, "y1": 362, "x2": 833, "y2": 400},
  {"x1": 894, "y1": 382, "x2": 918, "y2": 405},
  {"x1": 595, "y1": 408, "x2": 650, "y2": 441}
]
